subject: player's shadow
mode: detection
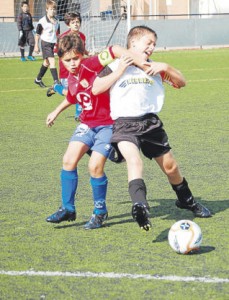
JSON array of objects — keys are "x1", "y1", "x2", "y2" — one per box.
[{"x1": 147, "y1": 197, "x2": 229, "y2": 220}]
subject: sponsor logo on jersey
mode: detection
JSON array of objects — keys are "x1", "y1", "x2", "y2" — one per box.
[
  {"x1": 119, "y1": 77, "x2": 154, "y2": 88},
  {"x1": 80, "y1": 79, "x2": 89, "y2": 88}
]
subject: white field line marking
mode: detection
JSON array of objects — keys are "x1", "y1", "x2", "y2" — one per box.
[
  {"x1": 0, "y1": 88, "x2": 42, "y2": 93},
  {"x1": 0, "y1": 270, "x2": 228, "y2": 283}
]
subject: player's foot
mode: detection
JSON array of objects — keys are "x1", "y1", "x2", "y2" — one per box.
[
  {"x1": 84, "y1": 212, "x2": 108, "y2": 229},
  {"x1": 21, "y1": 57, "x2": 26, "y2": 62},
  {"x1": 27, "y1": 55, "x2": 36, "y2": 61},
  {"x1": 131, "y1": 203, "x2": 151, "y2": 231},
  {"x1": 46, "y1": 207, "x2": 76, "y2": 223},
  {"x1": 34, "y1": 79, "x2": 47, "y2": 88},
  {"x1": 46, "y1": 86, "x2": 56, "y2": 97},
  {"x1": 175, "y1": 197, "x2": 211, "y2": 218}
]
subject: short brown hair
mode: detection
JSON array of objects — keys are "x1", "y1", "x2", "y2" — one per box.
[
  {"x1": 127, "y1": 25, "x2": 157, "y2": 48},
  {"x1": 46, "y1": 0, "x2": 57, "y2": 9},
  {"x1": 64, "y1": 12, "x2": 82, "y2": 26},
  {"x1": 58, "y1": 34, "x2": 85, "y2": 58}
]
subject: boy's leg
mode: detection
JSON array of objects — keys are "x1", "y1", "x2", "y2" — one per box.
[
  {"x1": 27, "y1": 31, "x2": 35, "y2": 60},
  {"x1": 20, "y1": 47, "x2": 26, "y2": 61},
  {"x1": 46, "y1": 169, "x2": 77, "y2": 223},
  {"x1": 155, "y1": 152, "x2": 211, "y2": 218},
  {"x1": 35, "y1": 63, "x2": 48, "y2": 88},
  {"x1": 46, "y1": 140, "x2": 89, "y2": 224},
  {"x1": 84, "y1": 173, "x2": 108, "y2": 230},
  {"x1": 118, "y1": 141, "x2": 151, "y2": 231}
]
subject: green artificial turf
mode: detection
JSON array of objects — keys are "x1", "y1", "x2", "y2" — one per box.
[{"x1": 0, "y1": 50, "x2": 228, "y2": 299}]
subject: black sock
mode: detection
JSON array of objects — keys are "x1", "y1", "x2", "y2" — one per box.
[
  {"x1": 29, "y1": 45, "x2": 34, "y2": 56},
  {"x1": 37, "y1": 65, "x2": 48, "y2": 81},
  {"x1": 50, "y1": 68, "x2": 59, "y2": 82},
  {"x1": 171, "y1": 178, "x2": 194, "y2": 203},
  {"x1": 20, "y1": 48, "x2": 25, "y2": 58},
  {"x1": 129, "y1": 178, "x2": 149, "y2": 209}
]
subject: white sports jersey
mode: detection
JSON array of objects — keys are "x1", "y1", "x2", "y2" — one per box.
[
  {"x1": 37, "y1": 15, "x2": 59, "y2": 43},
  {"x1": 109, "y1": 59, "x2": 165, "y2": 120}
]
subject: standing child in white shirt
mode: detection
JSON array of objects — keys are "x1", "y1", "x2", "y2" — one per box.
[{"x1": 34, "y1": 0, "x2": 60, "y2": 88}]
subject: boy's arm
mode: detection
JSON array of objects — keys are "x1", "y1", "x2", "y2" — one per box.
[
  {"x1": 144, "y1": 61, "x2": 186, "y2": 88},
  {"x1": 92, "y1": 55, "x2": 133, "y2": 95},
  {"x1": 34, "y1": 23, "x2": 43, "y2": 53},
  {"x1": 34, "y1": 34, "x2": 40, "y2": 53},
  {"x1": 46, "y1": 98, "x2": 72, "y2": 127}
]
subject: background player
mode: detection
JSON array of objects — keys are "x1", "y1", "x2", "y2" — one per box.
[
  {"x1": 34, "y1": 0, "x2": 60, "y2": 88},
  {"x1": 46, "y1": 12, "x2": 88, "y2": 119},
  {"x1": 17, "y1": 1, "x2": 35, "y2": 61}
]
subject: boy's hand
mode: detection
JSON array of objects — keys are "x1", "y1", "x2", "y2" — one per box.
[
  {"x1": 118, "y1": 55, "x2": 134, "y2": 74},
  {"x1": 34, "y1": 45, "x2": 40, "y2": 54},
  {"x1": 19, "y1": 31, "x2": 23, "y2": 38},
  {"x1": 46, "y1": 111, "x2": 57, "y2": 127},
  {"x1": 143, "y1": 61, "x2": 168, "y2": 76}
]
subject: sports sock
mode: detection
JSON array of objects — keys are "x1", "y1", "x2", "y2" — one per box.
[
  {"x1": 129, "y1": 178, "x2": 149, "y2": 209},
  {"x1": 90, "y1": 174, "x2": 108, "y2": 215},
  {"x1": 50, "y1": 68, "x2": 59, "y2": 82},
  {"x1": 171, "y1": 178, "x2": 194, "y2": 203},
  {"x1": 36, "y1": 65, "x2": 48, "y2": 81},
  {"x1": 28, "y1": 45, "x2": 34, "y2": 56},
  {"x1": 54, "y1": 83, "x2": 64, "y2": 96},
  {"x1": 61, "y1": 169, "x2": 78, "y2": 212},
  {"x1": 20, "y1": 47, "x2": 25, "y2": 58}
]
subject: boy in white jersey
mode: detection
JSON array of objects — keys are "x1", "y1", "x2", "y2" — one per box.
[
  {"x1": 93, "y1": 25, "x2": 211, "y2": 231},
  {"x1": 34, "y1": 0, "x2": 60, "y2": 88}
]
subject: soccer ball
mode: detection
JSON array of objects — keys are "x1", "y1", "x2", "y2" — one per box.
[{"x1": 168, "y1": 220, "x2": 202, "y2": 254}]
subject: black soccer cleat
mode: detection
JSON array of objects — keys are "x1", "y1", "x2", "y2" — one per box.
[
  {"x1": 34, "y1": 79, "x2": 47, "y2": 88},
  {"x1": 46, "y1": 207, "x2": 76, "y2": 223},
  {"x1": 176, "y1": 197, "x2": 211, "y2": 218},
  {"x1": 46, "y1": 86, "x2": 56, "y2": 97},
  {"x1": 132, "y1": 203, "x2": 151, "y2": 231}
]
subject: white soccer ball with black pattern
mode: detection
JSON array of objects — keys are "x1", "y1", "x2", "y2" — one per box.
[{"x1": 168, "y1": 220, "x2": 202, "y2": 254}]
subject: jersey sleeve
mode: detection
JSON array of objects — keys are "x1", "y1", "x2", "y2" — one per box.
[
  {"x1": 36, "y1": 23, "x2": 43, "y2": 35},
  {"x1": 160, "y1": 71, "x2": 180, "y2": 89},
  {"x1": 17, "y1": 13, "x2": 23, "y2": 31}
]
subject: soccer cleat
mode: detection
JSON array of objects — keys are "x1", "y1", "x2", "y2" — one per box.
[
  {"x1": 84, "y1": 213, "x2": 108, "y2": 230},
  {"x1": 175, "y1": 197, "x2": 211, "y2": 218},
  {"x1": 34, "y1": 79, "x2": 47, "y2": 88},
  {"x1": 46, "y1": 86, "x2": 56, "y2": 97},
  {"x1": 27, "y1": 56, "x2": 35, "y2": 61},
  {"x1": 46, "y1": 207, "x2": 76, "y2": 223},
  {"x1": 21, "y1": 57, "x2": 26, "y2": 62},
  {"x1": 132, "y1": 203, "x2": 151, "y2": 231}
]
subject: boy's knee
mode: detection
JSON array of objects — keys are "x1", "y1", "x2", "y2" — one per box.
[{"x1": 164, "y1": 161, "x2": 179, "y2": 177}]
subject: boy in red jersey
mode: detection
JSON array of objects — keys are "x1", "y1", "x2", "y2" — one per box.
[
  {"x1": 46, "y1": 34, "x2": 140, "y2": 229},
  {"x1": 47, "y1": 12, "x2": 87, "y2": 119}
]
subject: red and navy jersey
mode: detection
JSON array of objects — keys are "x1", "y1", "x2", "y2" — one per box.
[
  {"x1": 58, "y1": 30, "x2": 86, "y2": 79},
  {"x1": 67, "y1": 52, "x2": 114, "y2": 128}
]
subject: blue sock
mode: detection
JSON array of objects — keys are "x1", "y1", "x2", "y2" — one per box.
[
  {"x1": 90, "y1": 175, "x2": 108, "y2": 215},
  {"x1": 54, "y1": 83, "x2": 64, "y2": 96},
  {"x1": 61, "y1": 169, "x2": 78, "y2": 212}
]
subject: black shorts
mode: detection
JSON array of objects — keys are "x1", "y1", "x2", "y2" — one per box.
[
  {"x1": 18, "y1": 30, "x2": 35, "y2": 47},
  {"x1": 41, "y1": 40, "x2": 55, "y2": 59},
  {"x1": 111, "y1": 113, "x2": 171, "y2": 159}
]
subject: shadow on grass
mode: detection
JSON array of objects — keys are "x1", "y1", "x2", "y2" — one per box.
[{"x1": 53, "y1": 198, "x2": 228, "y2": 231}]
